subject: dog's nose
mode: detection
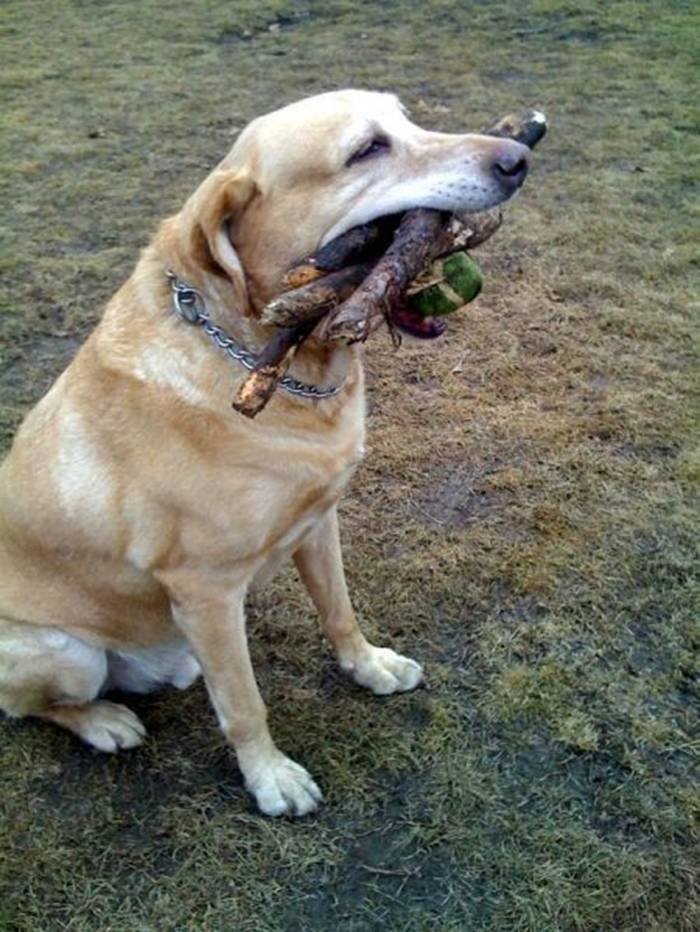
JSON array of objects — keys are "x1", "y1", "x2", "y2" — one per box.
[{"x1": 491, "y1": 143, "x2": 529, "y2": 192}]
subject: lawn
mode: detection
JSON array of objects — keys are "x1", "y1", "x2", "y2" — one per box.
[{"x1": 1, "y1": 1, "x2": 698, "y2": 930}]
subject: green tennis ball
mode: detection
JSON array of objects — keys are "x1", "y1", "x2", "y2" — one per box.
[{"x1": 408, "y1": 252, "x2": 483, "y2": 317}]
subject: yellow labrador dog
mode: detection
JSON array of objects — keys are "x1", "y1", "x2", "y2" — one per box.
[{"x1": 0, "y1": 90, "x2": 529, "y2": 816}]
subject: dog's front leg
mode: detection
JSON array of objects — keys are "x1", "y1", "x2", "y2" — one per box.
[
  {"x1": 294, "y1": 507, "x2": 424, "y2": 695},
  {"x1": 162, "y1": 570, "x2": 322, "y2": 817}
]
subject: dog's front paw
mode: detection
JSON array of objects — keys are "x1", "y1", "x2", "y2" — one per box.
[
  {"x1": 245, "y1": 752, "x2": 323, "y2": 817},
  {"x1": 342, "y1": 645, "x2": 424, "y2": 696}
]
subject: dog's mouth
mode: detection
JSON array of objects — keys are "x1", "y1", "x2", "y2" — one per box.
[{"x1": 388, "y1": 302, "x2": 448, "y2": 340}]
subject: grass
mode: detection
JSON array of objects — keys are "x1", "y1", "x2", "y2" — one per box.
[{"x1": 1, "y1": 1, "x2": 699, "y2": 929}]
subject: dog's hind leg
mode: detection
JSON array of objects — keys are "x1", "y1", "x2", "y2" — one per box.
[{"x1": 0, "y1": 618, "x2": 146, "y2": 752}]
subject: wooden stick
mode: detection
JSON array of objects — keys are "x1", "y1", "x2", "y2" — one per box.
[
  {"x1": 318, "y1": 208, "x2": 447, "y2": 344},
  {"x1": 260, "y1": 262, "x2": 374, "y2": 328},
  {"x1": 481, "y1": 108, "x2": 547, "y2": 150},
  {"x1": 432, "y1": 209, "x2": 503, "y2": 255},
  {"x1": 280, "y1": 217, "x2": 397, "y2": 290},
  {"x1": 262, "y1": 211, "x2": 501, "y2": 330},
  {"x1": 233, "y1": 213, "x2": 503, "y2": 416},
  {"x1": 318, "y1": 209, "x2": 505, "y2": 344},
  {"x1": 231, "y1": 320, "x2": 316, "y2": 418}
]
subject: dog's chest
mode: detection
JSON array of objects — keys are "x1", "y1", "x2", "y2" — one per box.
[{"x1": 271, "y1": 434, "x2": 365, "y2": 551}]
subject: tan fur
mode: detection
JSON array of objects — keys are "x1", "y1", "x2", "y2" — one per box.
[{"x1": 0, "y1": 90, "x2": 527, "y2": 815}]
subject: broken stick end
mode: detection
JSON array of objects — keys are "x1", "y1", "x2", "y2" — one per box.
[{"x1": 232, "y1": 367, "x2": 282, "y2": 419}]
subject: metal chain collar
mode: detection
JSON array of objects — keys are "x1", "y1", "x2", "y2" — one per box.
[{"x1": 166, "y1": 271, "x2": 343, "y2": 401}]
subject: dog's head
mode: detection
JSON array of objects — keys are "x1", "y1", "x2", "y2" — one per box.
[{"x1": 178, "y1": 90, "x2": 530, "y2": 308}]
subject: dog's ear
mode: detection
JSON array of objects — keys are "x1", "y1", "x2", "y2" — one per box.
[{"x1": 182, "y1": 168, "x2": 258, "y2": 288}]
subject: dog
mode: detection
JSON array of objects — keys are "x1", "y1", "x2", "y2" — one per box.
[{"x1": 0, "y1": 90, "x2": 529, "y2": 816}]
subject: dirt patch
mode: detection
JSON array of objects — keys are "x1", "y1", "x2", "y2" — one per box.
[{"x1": 410, "y1": 462, "x2": 516, "y2": 528}]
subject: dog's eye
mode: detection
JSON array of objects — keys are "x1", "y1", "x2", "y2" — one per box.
[{"x1": 346, "y1": 136, "x2": 391, "y2": 167}]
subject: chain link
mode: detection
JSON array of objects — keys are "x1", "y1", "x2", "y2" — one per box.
[{"x1": 166, "y1": 271, "x2": 343, "y2": 400}]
